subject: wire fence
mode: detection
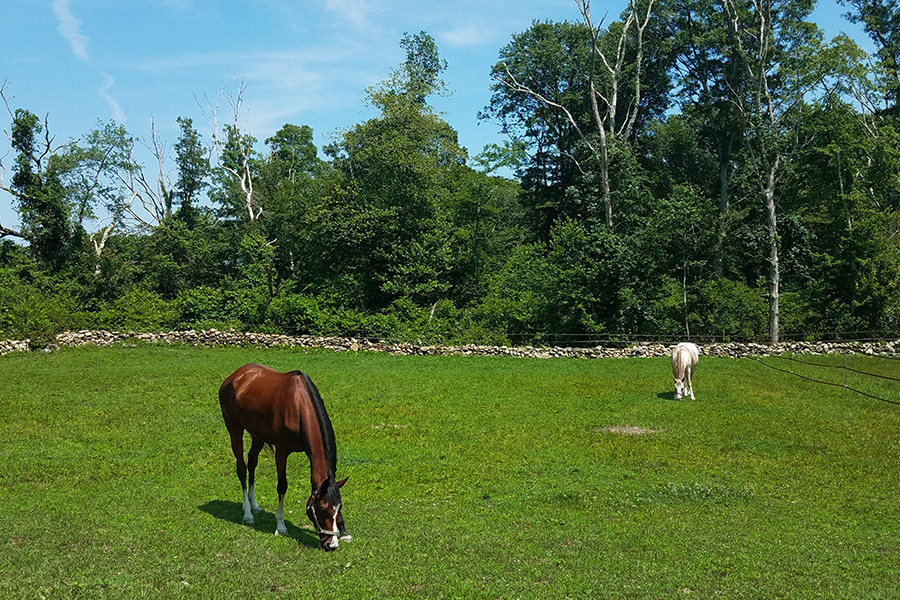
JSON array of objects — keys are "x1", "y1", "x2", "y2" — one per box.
[
  {"x1": 756, "y1": 353, "x2": 900, "y2": 407},
  {"x1": 335, "y1": 329, "x2": 900, "y2": 348},
  {"x1": 502, "y1": 330, "x2": 900, "y2": 347}
]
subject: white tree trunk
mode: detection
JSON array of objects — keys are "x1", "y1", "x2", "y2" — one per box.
[{"x1": 765, "y1": 165, "x2": 779, "y2": 343}]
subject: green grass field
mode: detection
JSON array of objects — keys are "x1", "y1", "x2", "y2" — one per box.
[{"x1": 0, "y1": 344, "x2": 897, "y2": 599}]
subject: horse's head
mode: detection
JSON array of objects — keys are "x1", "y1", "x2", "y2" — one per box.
[
  {"x1": 673, "y1": 377, "x2": 685, "y2": 400},
  {"x1": 306, "y1": 476, "x2": 348, "y2": 551}
]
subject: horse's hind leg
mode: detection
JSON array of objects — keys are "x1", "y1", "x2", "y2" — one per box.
[
  {"x1": 227, "y1": 427, "x2": 255, "y2": 525},
  {"x1": 685, "y1": 365, "x2": 694, "y2": 399},
  {"x1": 246, "y1": 436, "x2": 265, "y2": 514}
]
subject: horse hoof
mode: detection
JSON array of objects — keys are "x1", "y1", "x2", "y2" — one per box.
[
  {"x1": 275, "y1": 529, "x2": 288, "y2": 537},
  {"x1": 243, "y1": 516, "x2": 255, "y2": 525},
  {"x1": 340, "y1": 534, "x2": 353, "y2": 542}
]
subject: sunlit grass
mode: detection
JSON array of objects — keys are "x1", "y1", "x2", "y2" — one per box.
[{"x1": 0, "y1": 344, "x2": 897, "y2": 598}]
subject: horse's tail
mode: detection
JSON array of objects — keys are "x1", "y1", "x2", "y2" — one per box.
[
  {"x1": 671, "y1": 344, "x2": 696, "y2": 380},
  {"x1": 671, "y1": 348, "x2": 685, "y2": 379}
]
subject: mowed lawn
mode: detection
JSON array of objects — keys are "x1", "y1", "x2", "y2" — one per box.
[{"x1": 0, "y1": 344, "x2": 897, "y2": 599}]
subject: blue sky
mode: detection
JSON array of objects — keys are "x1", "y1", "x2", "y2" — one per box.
[{"x1": 0, "y1": 0, "x2": 869, "y2": 233}]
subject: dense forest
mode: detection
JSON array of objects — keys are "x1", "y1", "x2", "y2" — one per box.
[{"x1": 2, "y1": 0, "x2": 900, "y2": 347}]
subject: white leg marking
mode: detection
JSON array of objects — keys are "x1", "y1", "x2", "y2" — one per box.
[
  {"x1": 339, "y1": 509, "x2": 352, "y2": 542},
  {"x1": 249, "y1": 485, "x2": 261, "y2": 513},
  {"x1": 274, "y1": 496, "x2": 288, "y2": 536},
  {"x1": 241, "y1": 488, "x2": 255, "y2": 524}
]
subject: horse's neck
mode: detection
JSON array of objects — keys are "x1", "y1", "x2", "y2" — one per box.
[
  {"x1": 306, "y1": 452, "x2": 331, "y2": 490},
  {"x1": 300, "y1": 412, "x2": 332, "y2": 489}
]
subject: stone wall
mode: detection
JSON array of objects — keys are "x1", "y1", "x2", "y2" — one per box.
[
  {"x1": 2, "y1": 329, "x2": 898, "y2": 359},
  {"x1": 0, "y1": 339, "x2": 29, "y2": 355}
]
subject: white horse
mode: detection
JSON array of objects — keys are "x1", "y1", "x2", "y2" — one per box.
[{"x1": 671, "y1": 342, "x2": 699, "y2": 400}]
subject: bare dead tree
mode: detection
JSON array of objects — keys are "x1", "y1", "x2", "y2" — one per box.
[
  {"x1": 722, "y1": 0, "x2": 783, "y2": 342},
  {"x1": 87, "y1": 119, "x2": 178, "y2": 271},
  {"x1": 1, "y1": 82, "x2": 174, "y2": 265},
  {"x1": 494, "y1": 0, "x2": 655, "y2": 227},
  {"x1": 122, "y1": 120, "x2": 172, "y2": 228},
  {"x1": 203, "y1": 79, "x2": 262, "y2": 223},
  {"x1": 723, "y1": 0, "x2": 814, "y2": 343}
]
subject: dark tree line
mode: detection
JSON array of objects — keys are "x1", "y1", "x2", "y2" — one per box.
[{"x1": 2, "y1": 3, "x2": 900, "y2": 346}]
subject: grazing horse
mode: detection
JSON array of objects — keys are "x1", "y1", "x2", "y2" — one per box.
[
  {"x1": 671, "y1": 342, "x2": 699, "y2": 400},
  {"x1": 219, "y1": 364, "x2": 351, "y2": 551}
]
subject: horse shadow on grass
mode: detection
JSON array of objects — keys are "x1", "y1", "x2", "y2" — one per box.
[
  {"x1": 198, "y1": 500, "x2": 320, "y2": 549},
  {"x1": 657, "y1": 391, "x2": 680, "y2": 401}
]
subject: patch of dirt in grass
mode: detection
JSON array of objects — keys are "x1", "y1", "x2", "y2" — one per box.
[{"x1": 596, "y1": 425, "x2": 661, "y2": 435}]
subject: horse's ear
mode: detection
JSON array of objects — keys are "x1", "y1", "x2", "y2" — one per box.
[
  {"x1": 336, "y1": 476, "x2": 348, "y2": 488},
  {"x1": 316, "y1": 479, "x2": 330, "y2": 497}
]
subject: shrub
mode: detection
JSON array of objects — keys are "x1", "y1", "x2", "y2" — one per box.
[
  {"x1": 86, "y1": 289, "x2": 177, "y2": 331},
  {"x1": 268, "y1": 294, "x2": 323, "y2": 334},
  {"x1": 174, "y1": 286, "x2": 259, "y2": 330},
  {"x1": 687, "y1": 278, "x2": 767, "y2": 338},
  {"x1": 0, "y1": 269, "x2": 72, "y2": 346}
]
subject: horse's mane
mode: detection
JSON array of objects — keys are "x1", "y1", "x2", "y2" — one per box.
[{"x1": 294, "y1": 371, "x2": 337, "y2": 481}]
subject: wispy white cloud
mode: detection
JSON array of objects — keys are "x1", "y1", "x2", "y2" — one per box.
[
  {"x1": 162, "y1": 0, "x2": 193, "y2": 9},
  {"x1": 440, "y1": 25, "x2": 496, "y2": 48},
  {"x1": 237, "y1": 51, "x2": 372, "y2": 135},
  {"x1": 122, "y1": 45, "x2": 372, "y2": 136},
  {"x1": 52, "y1": 0, "x2": 89, "y2": 63},
  {"x1": 99, "y1": 73, "x2": 127, "y2": 124},
  {"x1": 321, "y1": 0, "x2": 375, "y2": 30}
]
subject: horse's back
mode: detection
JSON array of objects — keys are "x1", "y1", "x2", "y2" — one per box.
[
  {"x1": 671, "y1": 343, "x2": 699, "y2": 378},
  {"x1": 672, "y1": 342, "x2": 699, "y2": 365},
  {"x1": 219, "y1": 364, "x2": 309, "y2": 447},
  {"x1": 220, "y1": 363, "x2": 273, "y2": 411}
]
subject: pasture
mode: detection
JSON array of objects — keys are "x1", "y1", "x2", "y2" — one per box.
[{"x1": 0, "y1": 344, "x2": 897, "y2": 599}]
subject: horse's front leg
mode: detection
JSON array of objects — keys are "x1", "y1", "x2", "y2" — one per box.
[
  {"x1": 273, "y1": 447, "x2": 290, "y2": 537},
  {"x1": 337, "y1": 512, "x2": 353, "y2": 542},
  {"x1": 246, "y1": 437, "x2": 265, "y2": 514}
]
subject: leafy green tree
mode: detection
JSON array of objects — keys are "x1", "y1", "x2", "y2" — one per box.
[
  {"x1": 668, "y1": 0, "x2": 749, "y2": 277},
  {"x1": 323, "y1": 32, "x2": 465, "y2": 309},
  {"x1": 172, "y1": 117, "x2": 209, "y2": 228},
  {"x1": 483, "y1": 20, "x2": 594, "y2": 237},
  {"x1": 265, "y1": 124, "x2": 320, "y2": 181},
  {"x1": 398, "y1": 31, "x2": 448, "y2": 104},
  {"x1": 719, "y1": 0, "x2": 821, "y2": 342},
  {"x1": 488, "y1": 1, "x2": 671, "y2": 230},
  {"x1": 786, "y1": 97, "x2": 900, "y2": 332},
  {"x1": 446, "y1": 166, "x2": 526, "y2": 305},
  {"x1": 210, "y1": 124, "x2": 261, "y2": 224},
  {"x1": 840, "y1": 0, "x2": 900, "y2": 115},
  {"x1": 62, "y1": 121, "x2": 147, "y2": 274},
  {"x1": 257, "y1": 123, "x2": 331, "y2": 284},
  {"x1": 2, "y1": 106, "x2": 76, "y2": 271}
]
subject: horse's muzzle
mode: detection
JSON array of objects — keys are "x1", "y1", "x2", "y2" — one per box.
[{"x1": 321, "y1": 535, "x2": 339, "y2": 551}]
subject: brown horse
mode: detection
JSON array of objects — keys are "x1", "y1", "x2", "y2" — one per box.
[{"x1": 218, "y1": 364, "x2": 351, "y2": 551}]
